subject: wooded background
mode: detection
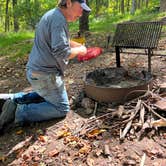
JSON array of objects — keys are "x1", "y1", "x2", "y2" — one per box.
[{"x1": 0, "y1": 0, "x2": 165, "y2": 32}]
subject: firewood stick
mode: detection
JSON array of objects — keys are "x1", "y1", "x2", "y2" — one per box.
[
  {"x1": 104, "y1": 144, "x2": 111, "y2": 157},
  {"x1": 7, "y1": 136, "x2": 33, "y2": 156},
  {"x1": 142, "y1": 102, "x2": 166, "y2": 121},
  {"x1": 139, "y1": 104, "x2": 145, "y2": 126},
  {"x1": 87, "y1": 112, "x2": 113, "y2": 123},
  {"x1": 120, "y1": 120, "x2": 132, "y2": 140},
  {"x1": 121, "y1": 100, "x2": 142, "y2": 124}
]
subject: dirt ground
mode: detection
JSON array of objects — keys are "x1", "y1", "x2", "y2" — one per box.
[{"x1": 0, "y1": 33, "x2": 166, "y2": 166}]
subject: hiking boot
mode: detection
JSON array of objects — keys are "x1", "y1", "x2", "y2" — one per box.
[
  {"x1": 0, "y1": 100, "x2": 17, "y2": 130},
  {"x1": 0, "y1": 99, "x2": 6, "y2": 114}
]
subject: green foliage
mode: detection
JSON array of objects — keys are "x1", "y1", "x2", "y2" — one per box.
[
  {"x1": 0, "y1": 31, "x2": 33, "y2": 48},
  {"x1": 0, "y1": 0, "x2": 165, "y2": 61},
  {"x1": 15, "y1": 0, "x2": 56, "y2": 30},
  {"x1": 0, "y1": 31, "x2": 34, "y2": 60},
  {"x1": 69, "y1": 8, "x2": 163, "y2": 33}
]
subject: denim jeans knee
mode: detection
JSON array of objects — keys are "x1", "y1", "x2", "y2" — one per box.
[{"x1": 14, "y1": 70, "x2": 70, "y2": 123}]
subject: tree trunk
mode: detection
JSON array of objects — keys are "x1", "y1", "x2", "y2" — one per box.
[
  {"x1": 79, "y1": 10, "x2": 90, "y2": 33},
  {"x1": 126, "y1": 0, "x2": 130, "y2": 12},
  {"x1": 95, "y1": 0, "x2": 100, "y2": 16},
  {"x1": 5, "y1": 0, "x2": 10, "y2": 32},
  {"x1": 160, "y1": 0, "x2": 166, "y2": 12},
  {"x1": 121, "y1": 0, "x2": 125, "y2": 14},
  {"x1": 130, "y1": 0, "x2": 136, "y2": 15},
  {"x1": 137, "y1": 0, "x2": 141, "y2": 9},
  {"x1": 145, "y1": 0, "x2": 149, "y2": 8},
  {"x1": 12, "y1": 0, "x2": 19, "y2": 32}
]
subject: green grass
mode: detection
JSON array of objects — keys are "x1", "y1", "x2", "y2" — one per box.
[
  {"x1": 0, "y1": 31, "x2": 34, "y2": 60},
  {"x1": 0, "y1": 31, "x2": 34, "y2": 48},
  {"x1": 89, "y1": 9, "x2": 165, "y2": 33}
]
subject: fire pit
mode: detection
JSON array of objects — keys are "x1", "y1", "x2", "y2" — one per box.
[{"x1": 84, "y1": 67, "x2": 153, "y2": 103}]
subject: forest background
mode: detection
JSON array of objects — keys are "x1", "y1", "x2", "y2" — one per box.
[{"x1": 0, "y1": 0, "x2": 166, "y2": 60}]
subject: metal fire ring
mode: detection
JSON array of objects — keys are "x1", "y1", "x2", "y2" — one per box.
[{"x1": 83, "y1": 68, "x2": 153, "y2": 103}]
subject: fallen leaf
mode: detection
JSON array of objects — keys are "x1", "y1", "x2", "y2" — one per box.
[
  {"x1": 36, "y1": 129, "x2": 44, "y2": 135},
  {"x1": 112, "y1": 105, "x2": 124, "y2": 118},
  {"x1": 66, "y1": 157, "x2": 72, "y2": 164},
  {"x1": 87, "y1": 129, "x2": 106, "y2": 138},
  {"x1": 48, "y1": 149, "x2": 59, "y2": 157},
  {"x1": 151, "y1": 119, "x2": 166, "y2": 127},
  {"x1": 38, "y1": 135, "x2": 48, "y2": 143},
  {"x1": 95, "y1": 149, "x2": 103, "y2": 157},
  {"x1": 22, "y1": 154, "x2": 31, "y2": 161},
  {"x1": 16, "y1": 130, "x2": 24, "y2": 135},
  {"x1": 143, "y1": 147, "x2": 163, "y2": 158},
  {"x1": 87, "y1": 157, "x2": 95, "y2": 166},
  {"x1": 7, "y1": 136, "x2": 32, "y2": 156},
  {"x1": 32, "y1": 163, "x2": 39, "y2": 166},
  {"x1": 163, "y1": 133, "x2": 166, "y2": 139},
  {"x1": 38, "y1": 147, "x2": 46, "y2": 153},
  {"x1": 33, "y1": 155, "x2": 40, "y2": 161},
  {"x1": 79, "y1": 144, "x2": 91, "y2": 154},
  {"x1": 64, "y1": 135, "x2": 79, "y2": 144},
  {"x1": 0, "y1": 155, "x2": 6, "y2": 162},
  {"x1": 155, "y1": 99, "x2": 166, "y2": 111},
  {"x1": 56, "y1": 130, "x2": 71, "y2": 139},
  {"x1": 16, "y1": 148, "x2": 25, "y2": 158}
]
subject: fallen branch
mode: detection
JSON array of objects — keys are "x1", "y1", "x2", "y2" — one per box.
[
  {"x1": 120, "y1": 120, "x2": 133, "y2": 140},
  {"x1": 142, "y1": 102, "x2": 166, "y2": 121},
  {"x1": 7, "y1": 136, "x2": 33, "y2": 157}
]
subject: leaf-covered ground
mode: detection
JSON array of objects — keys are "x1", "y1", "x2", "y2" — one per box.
[{"x1": 0, "y1": 33, "x2": 166, "y2": 166}]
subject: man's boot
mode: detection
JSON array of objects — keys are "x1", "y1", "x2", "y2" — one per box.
[
  {"x1": 0, "y1": 99, "x2": 6, "y2": 114},
  {"x1": 0, "y1": 100, "x2": 17, "y2": 131}
]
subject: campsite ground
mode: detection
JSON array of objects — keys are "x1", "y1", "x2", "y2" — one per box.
[{"x1": 0, "y1": 33, "x2": 166, "y2": 166}]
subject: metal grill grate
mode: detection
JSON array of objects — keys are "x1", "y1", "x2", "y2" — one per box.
[
  {"x1": 112, "y1": 21, "x2": 162, "y2": 49},
  {"x1": 111, "y1": 21, "x2": 163, "y2": 72}
]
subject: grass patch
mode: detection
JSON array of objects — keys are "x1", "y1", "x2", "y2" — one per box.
[
  {"x1": 0, "y1": 31, "x2": 34, "y2": 61},
  {"x1": 0, "y1": 31, "x2": 34, "y2": 48},
  {"x1": 89, "y1": 9, "x2": 163, "y2": 33}
]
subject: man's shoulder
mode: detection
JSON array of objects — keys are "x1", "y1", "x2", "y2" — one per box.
[
  {"x1": 43, "y1": 8, "x2": 56, "y2": 18},
  {"x1": 43, "y1": 8, "x2": 65, "y2": 24}
]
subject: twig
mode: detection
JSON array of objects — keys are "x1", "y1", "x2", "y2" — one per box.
[
  {"x1": 142, "y1": 102, "x2": 166, "y2": 121},
  {"x1": 7, "y1": 136, "x2": 33, "y2": 156},
  {"x1": 121, "y1": 100, "x2": 142, "y2": 124},
  {"x1": 120, "y1": 120, "x2": 132, "y2": 140},
  {"x1": 140, "y1": 153, "x2": 146, "y2": 166},
  {"x1": 139, "y1": 104, "x2": 145, "y2": 126},
  {"x1": 93, "y1": 102, "x2": 98, "y2": 117},
  {"x1": 74, "y1": 111, "x2": 123, "y2": 136},
  {"x1": 87, "y1": 112, "x2": 113, "y2": 123}
]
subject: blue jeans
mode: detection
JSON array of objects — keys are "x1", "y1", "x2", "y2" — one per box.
[
  {"x1": 14, "y1": 92, "x2": 45, "y2": 104},
  {"x1": 14, "y1": 70, "x2": 69, "y2": 123}
]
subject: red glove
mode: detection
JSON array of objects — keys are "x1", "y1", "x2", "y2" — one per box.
[{"x1": 77, "y1": 47, "x2": 103, "y2": 61}]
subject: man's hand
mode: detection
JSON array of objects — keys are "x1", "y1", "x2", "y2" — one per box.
[
  {"x1": 68, "y1": 45, "x2": 87, "y2": 59},
  {"x1": 78, "y1": 45, "x2": 87, "y2": 55}
]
